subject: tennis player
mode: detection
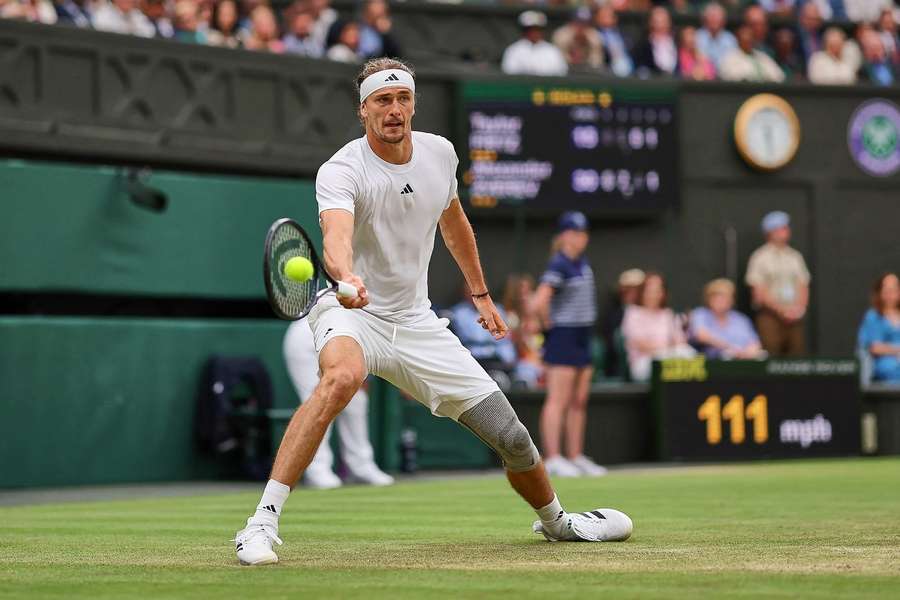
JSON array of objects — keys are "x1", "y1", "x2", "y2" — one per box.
[{"x1": 234, "y1": 58, "x2": 633, "y2": 565}]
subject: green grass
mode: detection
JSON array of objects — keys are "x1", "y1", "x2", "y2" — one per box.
[{"x1": 1, "y1": 458, "x2": 899, "y2": 599}]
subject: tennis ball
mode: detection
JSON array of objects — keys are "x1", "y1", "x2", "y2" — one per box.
[{"x1": 284, "y1": 256, "x2": 314, "y2": 282}]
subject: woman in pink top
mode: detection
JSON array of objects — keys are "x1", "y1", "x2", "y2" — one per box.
[
  {"x1": 678, "y1": 26, "x2": 716, "y2": 81},
  {"x1": 621, "y1": 272, "x2": 693, "y2": 381}
]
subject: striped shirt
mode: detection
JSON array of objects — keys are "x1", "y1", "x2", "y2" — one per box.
[{"x1": 540, "y1": 252, "x2": 597, "y2": 327}]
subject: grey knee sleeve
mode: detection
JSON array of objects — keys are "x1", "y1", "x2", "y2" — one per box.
[{"x1": 458, "y1": 391, "x2": 541, "y2": 473}]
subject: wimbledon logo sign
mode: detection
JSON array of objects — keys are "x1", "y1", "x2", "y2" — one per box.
[{"x1": 848, "y1": 99, "x2": 900, "y2": 177}]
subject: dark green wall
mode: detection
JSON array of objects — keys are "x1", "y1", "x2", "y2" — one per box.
[
  {"x1": 0, "y1": 317, "x2": 293, "y2": 488},
  {"x1": 0, "y1": 160, "x2": 319, "y2": 298}
]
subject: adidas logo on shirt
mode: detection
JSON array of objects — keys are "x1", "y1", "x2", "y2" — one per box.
[
  {"x1": 385, "y1": 73, "x2": 400, "y2": 82},
  {"x1": 400, "y1": 183, "x2": 414, "y2": 195}
]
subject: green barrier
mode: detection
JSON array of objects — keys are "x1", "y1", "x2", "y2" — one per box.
[
  {"x1": 0, "y1": 159, "x2": 320, "y2": 298},
  {"x1": 0, "y1": 317, "x2": 295, "y2": 488}
]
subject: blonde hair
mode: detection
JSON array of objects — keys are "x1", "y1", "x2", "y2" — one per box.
[{"x1": 704, "y1": 278, "x2": 735, "y2": 302}]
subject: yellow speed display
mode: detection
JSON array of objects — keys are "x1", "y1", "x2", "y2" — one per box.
[{"x1": 653, "y1": 358, "x2": 860, "y2": 460}]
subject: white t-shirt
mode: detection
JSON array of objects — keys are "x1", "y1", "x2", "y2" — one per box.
[
  {"x1": 316, "y1": 131, "x2": 459, "y2": 324},
  {"x1": 501, "y1": 39, "x2": 569, "y2": 76}
]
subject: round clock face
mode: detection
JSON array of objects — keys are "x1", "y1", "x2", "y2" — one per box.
[
  {"x1": 744, "y1": 108, "x2": 795, "y2": 168},
  {"x1": 734, "y1": 94, "x2": 800, "y2": 171}
]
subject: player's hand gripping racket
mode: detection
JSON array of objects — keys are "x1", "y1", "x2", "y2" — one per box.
[{"x1": 263, "y1": 218, "x2": 358, "y2": 320}]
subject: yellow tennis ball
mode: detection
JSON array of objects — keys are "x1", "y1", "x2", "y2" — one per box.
[{"x1": 284, "y1": 256, "x2": 314, "y2": 282}]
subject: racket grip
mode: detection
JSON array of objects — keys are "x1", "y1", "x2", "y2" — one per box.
[{"x1": 336, "y1": 281, "x2": 359, "y2": 298}]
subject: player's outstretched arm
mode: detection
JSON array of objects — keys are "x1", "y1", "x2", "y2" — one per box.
[
  {"x1": 320, "y1": 209, "x2": 368, "y2": 309},
  {"x1": 439, "y1": 197, "x2": 508, "y2": 339}
]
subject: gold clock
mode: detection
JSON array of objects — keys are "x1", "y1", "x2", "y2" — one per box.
[{"x1": 734, "y1": 94, "x2": 801, "y2": 171}]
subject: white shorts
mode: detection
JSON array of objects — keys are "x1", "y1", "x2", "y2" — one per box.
[{"x1": 308, "y1": 295, "x2": 499, "y2": 420}]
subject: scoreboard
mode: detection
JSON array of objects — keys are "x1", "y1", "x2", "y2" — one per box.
[
  {"x1": 459, "y1": 81, "x2": 678, "y2": 216},
  {"x1": 653, "y1": 358, "x2": 861, "y2": 461}
]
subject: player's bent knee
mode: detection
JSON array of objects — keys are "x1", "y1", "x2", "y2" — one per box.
[
  {"x1": 319, "y1": 367, "x2": 364, "y2": 405},
  {"x1": 458, "y1": 391, "x2": 541, "y2": 473}
]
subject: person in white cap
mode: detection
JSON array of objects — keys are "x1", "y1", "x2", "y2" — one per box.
[
  {"x1": 502, "y1": 10, "x2": 569, "y2": 76},
  {"x1": 233, "y1": 57, "x2": 632, "y2": 566},
  {"x1": 745, "y1": 211, "x2": 811, "y2": 356},
  {"x1": 283, "y1": 318, "x2": 393, "y2": 489}
]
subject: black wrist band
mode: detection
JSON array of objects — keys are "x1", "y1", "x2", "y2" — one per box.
[{"x1": 471, "y1": 291, "x2": 490, "y2": 299}]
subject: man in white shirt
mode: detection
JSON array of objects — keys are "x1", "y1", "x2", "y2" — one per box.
[
  {"x1": 92, "y1": 0, "x2": 156, "y2": 38},
  {"x1": 233, "y1": 58, "x2": 632, "y2": 566},
  {"x1": 720, "y1": 24, "x2": 786, "y2": 82},
  {"x1": 808, "y1": 27, "x2": 857, "y2": 85},
  {"x1": 502, "y1": 10, "x2": 568, "y2": 76}
]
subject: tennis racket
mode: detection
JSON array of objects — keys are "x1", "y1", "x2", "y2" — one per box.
[{"x1": 263, "y1": 218, "x2": 358, "y2": 320}]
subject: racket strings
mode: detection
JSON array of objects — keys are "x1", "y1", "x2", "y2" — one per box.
[{"x1": 269, "y1": 223, "x2": 316, "y2": 318}]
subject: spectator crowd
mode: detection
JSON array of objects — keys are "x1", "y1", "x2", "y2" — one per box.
[
  {"x1": 502, "y1": 1, "x2": 900, "y2": 86},
  {"x1": 3, "y1": 1, "x2": 900, "y2": 84},
  {"x1": 451, "y1": 208, "x2": 900, "y2": 389},
  {"x1": 0, "y1": 0, "x2": 401, "y2": 63}
]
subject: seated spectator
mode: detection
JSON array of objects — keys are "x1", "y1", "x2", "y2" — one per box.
[
  {"x1": 553, "y1": 6, "x2": 604, "y2": 73},
  {"x1": 601, "y1": 268, "x2": 645, "y2": 379},
  {"x1": 696, "y1": 2, "x2": 737, "y2": 70},
  {"x1": 244, "y1": 4, "x2": 283, "y2": 53},
  {"x1": 843, "y1": 22, "x2": 873, "y2": 72},
  {"x1": 282, "y1": 3, "x2": 322, "y2": 57},
  {"x1": 720, "y1": 25, "x2": 786, "y2": 82},
  {"x1": 756, "y1": 0, "x2": 797, "y2": 19},
  {"x1": 745, "y1": 211, "x2": 810, "y2": 357},
  {"x1": 690, "y1": 279, "x2": 764, "y2": 360},
  {"x1": 858, "y1": 29, "x2": 896, "y2": 86},
  {"x1": 501, "y1": 10, "x2": 568, "y2": 76},
  {"x1": 326, "y1": 19, "x2": 360, "y2": 63},
  {"x1": 743, "y1": 4, "x2": 773, "y2": 57},
  {"x1": 172, "y1": 0, "x2": 205, "y2": 44},
  {"x1": 877, "y1": 8, "x2": 900, "y2": 66},
  {"x1": 207, "y1": 0, "x2": 241, "y2": 48},
  {"x1": 774, "y1": 28, "x2": 804, "y2": 80},
  {"x1": 679, "y1": 25, "x2": 716, "y2": 80},
  {"x1": 92, "y1": 0, "x2": 155, "y2": 37},
  {"x1": 501, "y1": 274, "x2": 543, "y2": 389},
  {"x1": 4, "y1": 0, "x2": 57, "y2": 22},
  {"x1": 594, "y1": 3, "x2": 633, "y2": 77},
  {"x1": 141, "y1": 0, "x2": 173, "y2": 39},
  {"x1": 804, "y1": 0, "x2": 846, "y2": 21},
  {"x1": 796, "y1": 1, "x2": 823, "y2": 70},
  {"x1": 309, "y1": 0, "x2": 337, "y2": 51},
  {"x1": 634, "y1": 6, "x2": 678, "y2": 76},
  {"x1": 808, "y1": 27, "x2": 857, "y2": 84},
  {"x1": 621, "y1": 271, "x2": 695, "y2": 382},
  {"x1": 358, "y1": 0, "x2": 401, "y2": 59},
  {"x1": 845, "y1": 0, "x2": 893, "y2": 24},
  {"x1": 449, "y1": 282, "x2": 517, "y2": 373},
  {"x1": 55, "y1": 0, "x2": 92, "y2": 28},
  {"x1": 858, "y1": 272, "x2": 900, "y2": 383}
]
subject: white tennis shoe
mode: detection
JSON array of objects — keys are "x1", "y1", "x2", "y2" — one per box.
[
  {"x1": 234, "y1": 520, "x2": 283, "y2": 565},
  {"x1": 303, "y1": 466, "x2": 343, "y2": 490},
  {"x1": 533, "y1": 508, "x2": 633, "y2": 542},
  {"x1": 346, "y1": 463, "x2": 395, "y2": 486},
  {"x1": 569, "y1": 455, "x2": 609, "y2": 477},
  {"x1": 544, "y1": 456, "x2": 580, "y2": 477}
]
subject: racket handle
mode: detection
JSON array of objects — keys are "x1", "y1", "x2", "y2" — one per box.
[{"x1": 336, "y1": 281, "x2": 359, "y2": 298}]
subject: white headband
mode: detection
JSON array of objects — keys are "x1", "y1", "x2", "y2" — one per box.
[{"x1": 359, "y1": 69, "x2": 415, "y2": 103}]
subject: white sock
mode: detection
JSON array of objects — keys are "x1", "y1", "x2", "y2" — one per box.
[
  {"x1": 250, "y1": 479, "x2": 291, "y2": 527},
  {"x1": 536, "y1": 494, "x2": 569, "y2": 536}
]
